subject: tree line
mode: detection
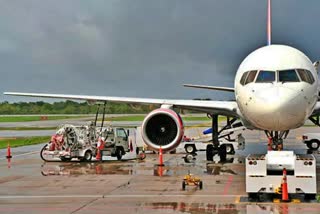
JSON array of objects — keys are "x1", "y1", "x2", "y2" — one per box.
[{"x1": 0, "y1": 101, "x2": 155, "y2": 114}]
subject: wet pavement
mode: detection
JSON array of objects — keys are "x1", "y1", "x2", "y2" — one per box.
[{"x1": 0, "y1": 127, "x2": 320, "y2": 213}]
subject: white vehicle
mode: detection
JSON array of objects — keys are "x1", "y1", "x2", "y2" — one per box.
[
  {"x1": 5, "y1": 0, "x2": 320, "y2": 160},
  {"x1": 177, "y1": 140, "x2": 208, "y2": 154},
  {"x1": 179, "y1": 131, "x2": 245, "y2": 155},
  {"x1": 246, "y1": 151, "x2": 317, "y2": 201},
  {"x1": 40, "y1": 124, "x2": 130, "y2": 161},
  {"x1": 40, "y1": 124, "x2": 96, "y2": 162},
  {"x1": 179, "y1": 140, "x2": 234, "y2": 154},
  {"x1": 302, "y1": 133, "x2": 320, "y2": 150}
]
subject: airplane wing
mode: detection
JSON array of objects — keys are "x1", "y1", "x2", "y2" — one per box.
[{"x1": 4, "y1": 92, "x2": 239, "y2": 117}]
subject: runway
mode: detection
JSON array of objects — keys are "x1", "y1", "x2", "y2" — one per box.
[{"x1": 0, "y1": 125, "x2": 320, "y2": 213}]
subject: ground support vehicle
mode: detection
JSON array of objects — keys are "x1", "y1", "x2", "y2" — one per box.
[
  {"x1": 40, "y1": 124, "x2": 96, "y2": 162},
  {"x1": 98, "y1": 127, "x2": 130, "y2": 160},
  {"x1": 180, "y1": 135, "x2": 244, "y2": 155},
  {"x1": 246, "y1": 151, "x2": 317, "y2": 202},
  {"x1": 40, "y1": 125, "x2": 131, "y2": 162},
  {"x1": 182, "y1": 172, "x2": 203, "y2": 190},
  {"x1": 302, "y1": 133, "x2": 320, "y2": 150}
]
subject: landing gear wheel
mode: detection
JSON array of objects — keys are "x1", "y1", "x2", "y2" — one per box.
[
  {"x1": 136, "y1": 147, "x2": 140, "y2": 155},
  {"x1": 271, "y1": 144, "x2": 278, "y2": 151},
  {"x1": 182, "y1": 181, "x2": 186, "y2": 190},
  {"x1": 206, "y1": 144, "x2": 214, "y2": 161},
  {"x1": 199, "y1": 181, "x2": 203, "y2": 190},
  {"x1": 185, "y1": 145, "x2": 195, "y2": 154},
  {"x1": 218, "y1": 144, "x2": 227, "y2": 162},
  {"x1": 307, "y1": 140, "x2": 320, "y2": 150}
]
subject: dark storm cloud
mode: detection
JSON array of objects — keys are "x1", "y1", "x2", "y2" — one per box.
[{"x1": 1, "y1": 0, "x2": 320, "y2": 102}]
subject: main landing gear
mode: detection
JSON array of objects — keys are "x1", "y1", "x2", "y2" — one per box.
[
  {"x1": 265, "y1": 130, "x2": 289, "y2": 151},
  {"x1": 206, "y1": 114, "x2": 242, "y2": 162}
]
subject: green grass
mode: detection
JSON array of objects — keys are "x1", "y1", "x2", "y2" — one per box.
[
  {"x1": 0, "y1": 115, "x2": 88, "y2": 123},
  {"x1": 104, "y1": 115, "x2": 145, "y2": 121},
  {"x1": 0, "y1": 136, "x2": 50, "y2": 149},
  {"x1": 0, "y1": 127, "x2": 57, "y2": 131}
]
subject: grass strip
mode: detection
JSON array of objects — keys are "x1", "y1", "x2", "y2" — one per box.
[
  {"x1": 0, "y1": 136, "x2": 50, "y2": 149},
  {"x1": 0, "y1": 127, "x2": 57, "y2": 131},
  {"x1": 0, "y1": 115, "x2": 88, "y2": 123}
]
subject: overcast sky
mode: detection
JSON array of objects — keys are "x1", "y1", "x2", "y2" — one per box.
[{"x1": 1, "y1": 0, "x2": 320, "y2": 102}]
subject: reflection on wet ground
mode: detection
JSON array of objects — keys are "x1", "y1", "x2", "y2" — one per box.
[
  {"x1": 40, "y1": 153, "x2": 245, "y2": 177},
  {"x1": 133, "y1": 203, "x2": 320, "y2": 214},
  {"x1": 144, "y1": 202, "x2": 238, "y2": 214}
]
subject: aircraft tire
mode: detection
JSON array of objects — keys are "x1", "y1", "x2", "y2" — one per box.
[
  {"x1": 206, "y1": 144, "x2": 214, "y2": 161},
  {"x1": 218, "y1": 144, "x2": 227, "y2": 162}
]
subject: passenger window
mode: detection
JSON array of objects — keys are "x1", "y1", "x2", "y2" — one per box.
[
  {"x1": 279, "y1": 70, "x2": 299, "y2": 82},
  {"x1": 244, "y1": 70, "x2": 257, "y2": 85},
  {"x1": 256, "y1": 70, "x2": 275, "y2": 83},
  {"x1": 240, "y1": 72, "x2": 249, "y2": 85}
]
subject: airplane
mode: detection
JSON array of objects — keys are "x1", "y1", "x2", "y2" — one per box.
[{"x1": 4, "y1": 0, "x2": 320, "y2": 161}]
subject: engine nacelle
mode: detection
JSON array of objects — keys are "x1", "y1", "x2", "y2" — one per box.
[{"x1": 141, "y1": 108, "x2": 184, "y2": 152}]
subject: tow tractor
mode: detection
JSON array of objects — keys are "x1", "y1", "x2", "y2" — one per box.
[
  {"x1": 40, "y1": 103, "x2": 131, "y2": 162},
  {"x1": 246, "y1": 151, "x2": 317, "y2": 201}
]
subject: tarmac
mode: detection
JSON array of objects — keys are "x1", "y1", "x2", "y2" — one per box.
[{"x1": 1, "y1": 124, "x2": 320, "y2": 213}]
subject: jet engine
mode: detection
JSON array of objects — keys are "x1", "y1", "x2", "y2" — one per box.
[{"x1": 141, "y1": 108, "x2": 184, "y2": 152}]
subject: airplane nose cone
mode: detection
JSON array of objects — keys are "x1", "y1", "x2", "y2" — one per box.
[{"x1": 246, "y1": 86, "x2": 306, "y2": 130}]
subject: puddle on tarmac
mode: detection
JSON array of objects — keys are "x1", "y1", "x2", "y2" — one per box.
[
  {"x1": 40, "y1": 160, "x2": 244, "y2": 177},
  {"x1": 138, "y1": 203, "x2": 315, "y2": 213},
  {"x1": 41, "y1": 162, "x2": 135, "y2": 176},
  {"x1": 141, "y1": 202, "x2": 239, "y2": 213}
]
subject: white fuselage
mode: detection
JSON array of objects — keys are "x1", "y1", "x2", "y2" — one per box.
[{"x1": 235, "y1": 45, "x2": 318, "y2": 131}]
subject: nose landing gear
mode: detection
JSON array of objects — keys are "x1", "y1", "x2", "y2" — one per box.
[{"x1": 265, "y1": 130, "x2": 289, "y2": 151}]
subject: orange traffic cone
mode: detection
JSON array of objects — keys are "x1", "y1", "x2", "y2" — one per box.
[
  {"x1": 157, "y1": 166, "x2": 163, "y2": 176},
  {"x1": 158, "y1": 146, "x2": 164, "y2": 166},
  {"x1": 6, "y1": 143, "x2": 12, "y2": 159},
  {"x1": 96, "y1": 148, "x2": 101, "y2": 161},
  {"x1": 282, "y1": 168, "x2": 289, "y2": 202}
]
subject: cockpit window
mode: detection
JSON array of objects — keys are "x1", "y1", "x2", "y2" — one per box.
[
  {"x1": 297, "y1": 69, "x2": 315, "y2": 84},
  {"x1": 256, "y1": 70, "x2": 275, "y2": 83},
  {"x1": 278, "y1": 69, "x2": 299, "y2": 82},
  {"x1": 244, "y1": 70, "x2": 257, "y2": 85},
  {"x1": 240, "y1": 71, "x2": 249, "y2": 85}
]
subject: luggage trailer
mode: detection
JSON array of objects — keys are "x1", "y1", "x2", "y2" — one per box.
[{"x1": 246, "y1": 151, "x2": 317, "y2": 201}]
